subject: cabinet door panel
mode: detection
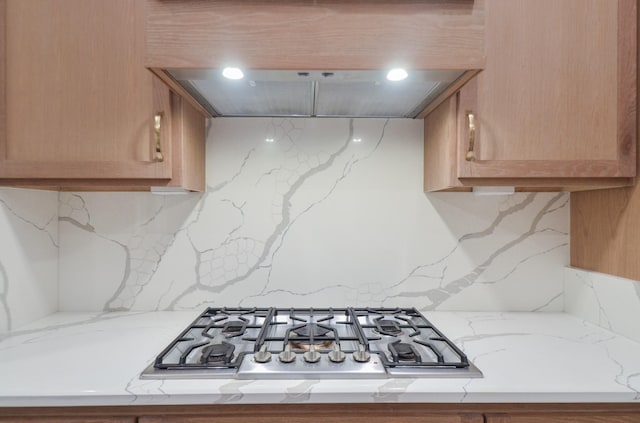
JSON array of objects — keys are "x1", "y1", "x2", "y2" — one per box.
[
  {"x1": 457, "y1": 0, "x2": 635, "y2": 180},
  {"x1": 140, "y1": 416, "x2": 482, "y2": 423},
  {"x1": 0, "y1": 418, "x2": 135, "y2": 423},
  {"x1": 0, "y1": 0, "x2": 172, "y2": 180},
  {"x1": 486, "y1": 413, "x2": 640, "y2": 423}
]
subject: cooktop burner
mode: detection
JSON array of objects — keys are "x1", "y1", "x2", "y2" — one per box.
[
  {"x1": 141, "y1": 307, "x2": 482, "y2": 379},
  {"x1": 292, "y1": 323, "x2": 332, "y2": 338},
  {"x1": 388, "y1": 341, "x2": 420, "y2": 363},
  {"x1": 375, "y1": 318, "x2": 403, "y2": 336},
  {"x1": 221, "y1": 320, "x2": 247, "y2": 338},
  {"x1": 200, "y1": 342, "x2": 235, "y2": 364}
]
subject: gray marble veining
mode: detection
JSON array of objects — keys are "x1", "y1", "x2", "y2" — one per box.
[
  {"x1": 565, "y1": 267, "x2": 640, "y2": 343},
  {"x1": 55, "y1": 118, "x2": 569, "y2": 313},
  {"x1": 0, "y1": 189, "x2": 58, "y2": 333},
  {"x1": 1, "y1": 311, "x2": 639, "y2": 405}
]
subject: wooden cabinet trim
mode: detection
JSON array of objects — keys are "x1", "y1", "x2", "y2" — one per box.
[
  {"x1": 0, "y1": 161, "x2": 173, "y2": 180},
  {"x1": 459, "y1": 159, "x2": 634, "y2": 179},
  {"x1": 424, "y1": 93, "x2": 461, "y2": 192},
  {"x1": 0, "y1": 418, "x2": 135, "y2": 423},
  {"x1": 167, "y1": 93, "x2": 205, "y2": 192},
  {"x1": 138, "y1": 416, "x2": 483, "y2": 423},
  {"x1": 145, "y1": 0, "x2": 485, "y2": 71},
  {"x1": 417, "y1": 70, "x2": 480, "y2": 120},
  {"x1": 0, "y1": 0, "x2": 6, "y2": 162},
  {"x1": 3, "y1": 403, "x2": 640, "y2": 418},
  {"x1": 616, "y1": 0, "x2": 637, "y2": 174},
  {"x1": 456, "y1": 177, "x2": 634, "y2": 189},
  {"x1": 150, "y1": 69, "x2": 211, "y2": 119},
  {"x1": 485, "y1": 412, "x2": 640, "y2": 423}
]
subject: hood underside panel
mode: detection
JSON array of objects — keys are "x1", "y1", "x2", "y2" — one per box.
[{"x1": 168, "y1": 69, "x2": 464, "y2": 118}]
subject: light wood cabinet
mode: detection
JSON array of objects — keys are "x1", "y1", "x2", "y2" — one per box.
[
  {"x1": 570, "y1": 0, "x2": 640, "y2": 281},
  {"x1": 485, "y1": 413, "x2": 640, "y2": 423},
  {"x1": 0, "y1": 418, "x2": 135, "y2": 423},
  {"x1": 423, "y1": 0, "x2": 636, "y2": 192},
  {"x1": 144, "y1": 0, "x2": 486, "y2": 119},
  {"x1": 0, "y1": 0, "x2": 205, "y2": 191},
  {"x1": 2, "y1": 404, "x2": 640, "y2": 423},
  {"x1": 138, "y1": 415, "x2": 483, "y2": 423},
  {"x1": 145, "y1": 0, "x2": 484, "y2": 72}
]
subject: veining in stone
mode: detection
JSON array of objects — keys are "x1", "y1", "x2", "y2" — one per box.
[
  {"x1": 0, "y1": 196, "x2": 58, "y2": 248},
  {"x1": 565, "y1": 267, "x2": 640, "y2": 343},
  {"x1": 2, "y1": 311, "x2": 640, "y2": 405},
  {"x1": 0, "y1": 260, "x2": 9, "y2": 332},
  {"x1": 280, "y1": 379, "x2": 321, "y2": 403},
  {"x1": 372, "y1": 378, "x2": 416, "y2": 402},
  {"x1": 381, "y1": 193, "x2": 568, "y2": 310},
  {"x1": 215, "y1": 380, "x2": 257, "y2": 403},
  {"x1": 0, "y1": 189, "x2": 58, "y2": 332},
  {"x1": 55, "y1": 118, "x2": 569, "y2": 312}
]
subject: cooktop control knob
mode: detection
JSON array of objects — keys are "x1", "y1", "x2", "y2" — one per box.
[
  {"x1": 303, "y1": 344, "x2": 321, "y2": 363},
  {"x1": 328, "y1": 344, "x2": 346, "y2": 363},
  {"x1": 352, "y1": 344, "x2": 371, "y2": 363},
  {"x1": 278, "y1": 344, "x2": 296, "y2": 363},
  {"x1": 254, "y1": 345, "x2": 272, "y2": 363}
]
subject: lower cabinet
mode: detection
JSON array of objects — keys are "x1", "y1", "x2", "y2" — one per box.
[
  {"x1": 139, "y1": 416, "x2": 483, "y2": 423},
  {"x1": 485, "y1": 413, "x2": 640, "y2": 423},
  {"x1": 0, "y1": 418, "x2": 135, "y2": 423},
  {"x1": 1, "y1": 404, "x2": 640, "y2": 422}
]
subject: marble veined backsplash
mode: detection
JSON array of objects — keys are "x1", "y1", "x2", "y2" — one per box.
[
  {"x1": 0, "y1": 188, "x2": 58, "y2": 332},
  {"x1": 58, "y1": 118, "x2": 569, "y2": 312},
  {"x1": 565, "y1": 267, "x2": 640, "y2": 343}
]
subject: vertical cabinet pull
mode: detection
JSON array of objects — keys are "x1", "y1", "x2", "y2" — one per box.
[
  {"x1": 154, "y1": 112, "x2": 164, "y2": 162},
  {"x1": 465, "y1": 112, "x2": 475, "y2": 161}
]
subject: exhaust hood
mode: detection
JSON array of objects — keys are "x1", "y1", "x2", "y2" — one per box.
[{"x1": 167, "y1": 69, "x2": 464, "y2": 119}]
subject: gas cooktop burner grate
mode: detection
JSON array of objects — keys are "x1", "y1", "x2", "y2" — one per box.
[
  {"x1": 388, "y1": 340, "x2": 421, "y2": 363},
  {"x1": 146, "y1": 307, "x2": 481, "y2": 378},
  {"x1": 374, "y1": 317, "x2": 403, "y2": 336},
  {"x1": 200, "y1": 341, "x2": 235, "y2": 364}
]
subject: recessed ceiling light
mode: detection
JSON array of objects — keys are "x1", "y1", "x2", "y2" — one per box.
[
  {"x1": 265, "y1": 138, "x2": 275, "y2": 143},
  {"x1": 222, "y1": 67, "x2": 244, "y2": 80},
  {"x1": 386, "y1": 68, "x2": 408, "y2": 82},
  {"x1": 352, "y1": 138, "x2": 362, "y2": 143}
]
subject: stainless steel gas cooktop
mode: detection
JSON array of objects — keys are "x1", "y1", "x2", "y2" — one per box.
[{"x1": 141, "y1": 307, "x2": 482, "y2": 379}]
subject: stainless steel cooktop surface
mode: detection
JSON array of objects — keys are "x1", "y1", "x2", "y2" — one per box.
[{"x1": 141, "y1": 307, "x2": 482, "y2": 379}]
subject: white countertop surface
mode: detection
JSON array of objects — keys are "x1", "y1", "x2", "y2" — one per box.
[{"x1": 0, "y1": 311, "x2": 639, "y2": 406}]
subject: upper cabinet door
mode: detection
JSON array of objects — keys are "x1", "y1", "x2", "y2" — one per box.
[
  {"x1": 457, "y1": 0, "x2": 636, "y2": 182},
  {"x1": 0, "y1": 0, "x2": 172, "y2": 180}
]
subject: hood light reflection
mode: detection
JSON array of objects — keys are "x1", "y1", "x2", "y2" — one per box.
[
  {"x1": 386, "y1": 68, "x2": 408, "y2": 82},
  {"x1": 222, "y1": 67, "x2": 245, "y2": 80}
]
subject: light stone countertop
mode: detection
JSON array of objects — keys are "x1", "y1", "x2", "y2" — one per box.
[{"x1": 0, "y1": 311, "x2": 639, "y2": 407}]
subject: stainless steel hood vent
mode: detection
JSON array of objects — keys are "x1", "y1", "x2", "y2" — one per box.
[{"x1": 167, "y1": 69, "x2": 464, "y2": 118}]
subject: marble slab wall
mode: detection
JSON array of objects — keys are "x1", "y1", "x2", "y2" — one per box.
[
  {"x1": 58, "y1": 118, "x2": 569, "y2": 312},
  {"x1": 0, "y1": 188, "x2": 58, "y2": 333},
  {"x1": 565, "y1": 267, "x2": 640, "y2": 343}
]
